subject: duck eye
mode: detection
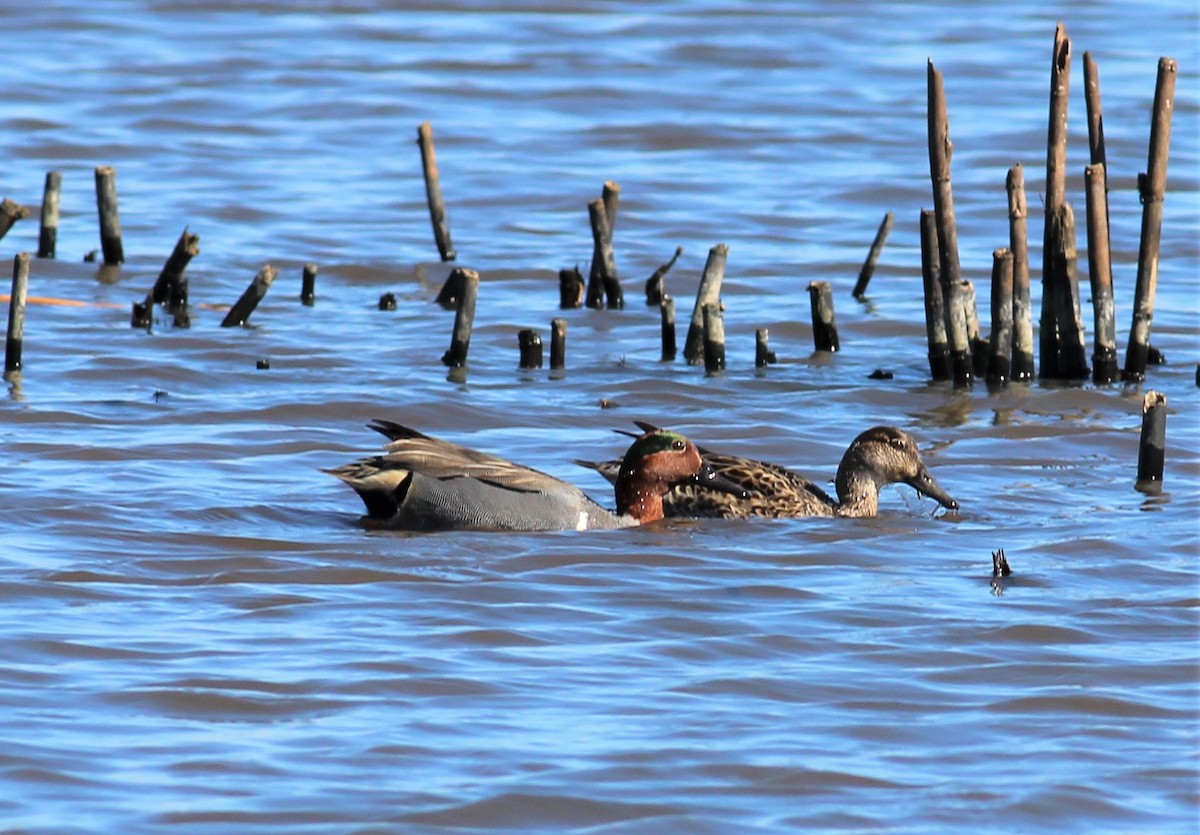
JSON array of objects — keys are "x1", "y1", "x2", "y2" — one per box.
[{"x1": 671, "y1": 439, "x2": 686, "y2": 451}]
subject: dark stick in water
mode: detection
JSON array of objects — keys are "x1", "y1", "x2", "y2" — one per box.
[
  {"x1": 300, "y1": 263, "x2": 317, "y2": 306},
  {"x1": 987, "y1": 248, "x2": 1014, "y2": 387},
  {"x1": 702, "y1": 303, "x2": 725, "y2": 374},
  {"x1": 808, "y1": 280, "x2": 839, "y2": 352},
  {"x1": 660, "y1": 296, "x2": 677, "y2": 362},
  {"x1": 37, "y1": 172, "x2": 61, "y2": 259},
  {"x1": 4, "y1": 253, "x2": 30, "y2": 373},
  {"x1": 94, "y1": 166, "x2": 124, "y2": 265},
  {"x1": 1006, "y1": 165, "x2": 1035, "y2": 382},
  {"x1": 550, "y1": 318, "x2": 566, "y2": 370},
  {"x1": 441, "y1": 267, "x2": 479, "y2": 367},
  {"x1": 518, "y1": 329, "x2": 543, "y2": 369},
  {"x1": 1084, "y1": 164, "x2": 1118, "y2": 384},
  {"x1": 1123, "y1": 57, "x2": 1176, "y2": 382},
  {"x1": 1136, "y1": 390, "x2": 1167, "y2": 487},
  {"x1": 919, "y1": 209, "x2": 952, "y2": 382},
  {"x1": 417, "y1": 121, "x2": 456, "y2": 262},
  {"x1": 559, "y1": 266, "x2": 584, "y2": 309},
  {"x1": 645, "y1": 245, "x2": 683, "y2": 306},
  {"x1": 220, "y1": 264, "x2": 278, "y2": 328},
  {"x1": 683, "y1": 243, "x2": 727, "y2": 364},
  {"x1": 852, "y1": 211, "x2": 894, "y2": 298},
  {"x1": 0, "y1": 198, "x2": 30, "y2": 245}
]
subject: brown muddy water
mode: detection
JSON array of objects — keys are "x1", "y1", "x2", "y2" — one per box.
[{"x1": 1, "y1": 1, "x2": 1198, "y2": 832}]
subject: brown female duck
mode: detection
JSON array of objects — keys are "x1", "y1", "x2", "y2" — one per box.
[{"x1": 579, "y1": 423, "x2": 958, "y2": 519}]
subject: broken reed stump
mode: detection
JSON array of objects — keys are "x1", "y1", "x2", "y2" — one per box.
[
  {"x1": 300, "y1": 263, "x2": 317, "y2": 306},
  {"x1": 441, "y1": 267, "x2": 479, "y2": 367},
  {"x1": 4, "y1": 253, "x2": 30, "y2": 374},
  {"x1": 702, "y1": 303, "x2": 725, "y2": 373},
  {"x1": 1123, "y1": 57, "x2": 1177, "y2": 382},
  {"x1": 1006, "y1": 164, "x2": 1035, "y2": 382},
  {"x1": 94, "y1": 166, "x2": 124, "y2": 265},
  {"x1": 220, "y1": 264, "x2": 277, "y2": 327},
  {"x1": 558, "y1": 266, "x2": 584, "y2": 309},
  {"x1": 136, "y1": 228, "x2": 200, "y2": 329},
  {"x1": 1041, "y1": 203, "x2": 1089, "y2": 379},
  {"x1": 1083, "y1": 51, "x2": 1108, "y2": 170},
  {"x1": 417, "y1": 121, "x2": 456, "y2": 262},
  {"x1": 755, "y1": 328, "x2": 775, "y2": 368},
  {"x1": 987, "y1": 248, "x2": 1014, "y2": 386},
  {"x1": 0, "y1": 198, "x2": 31, "y2": 245},
  {"x1": 660, "y1": 296, "x2": 677, "y2": 361},
  {"x1": 518, "y1": 328, "x2": 543, "y2": 369},
  {"x1": 645, "y1": 245, "x2": 683, "y2": 306},
  {"x1": 1136, "y1": 390, "x2": 1167, "y2": 487},
  {"x1": 961, "y1": 281, "x2": 988, "y2": 378},
  {"x1": 919, "y1": 209, "x2": 952, "y2": 382},
  {"x1": 585, "y1": 198, "x2": 623, "y2": 309},
  {"x1": 851, "y1": 211, "x2": 894, "y2": 299},
  {"x1": 807, "y1": 280, "x2": 839, "y2": 352},
  {"x1": 926, "y1": 60, "x2": 971, "y2": 387},
  {"x1": 436, "y1": 266, "x2": 472, "y2": 309},
  {"x1": 683, "y1": 243, "x2": 727, "y2": 364},
  {"x1": 550, "y1": 318, "x2": 566, "y2": 370},
  {"x1": 1085, "y1": 164, "x2": 1118, "y2": 383},
  {"x1": 37, "y1": 172, "x2": 61, "y2": 258}
]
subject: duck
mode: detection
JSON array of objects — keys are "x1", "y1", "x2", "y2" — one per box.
[
  {"x1": 326, "y1": 419, "x2": 745, "y2": 532},
  {"x1": 577, "y1": 422, "x2": 958, "y2": 519}
]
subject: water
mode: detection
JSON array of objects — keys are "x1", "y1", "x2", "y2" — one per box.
[{"x1": 2, "y1": 1, "x2": 1198, "y2": 832}]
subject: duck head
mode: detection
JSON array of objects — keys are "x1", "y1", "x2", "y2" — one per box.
[
  {"x1": 835, "y1": 426, "x2": 958, "y2": 515},
  {"x1": 615, "y1": 429, "x2": 746, "y2": 523}
]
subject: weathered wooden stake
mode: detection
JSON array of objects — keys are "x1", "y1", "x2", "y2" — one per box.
[
  {"x1": 0, "y1": 198, "x2": 30, "y2": 245},
  {"x1": 683, "y1": 243, "x2": 727, "y2": 364},
  {"x1": 702, "y1": 303, "x2": 726, "y2": 373},
  {"x1": 987, "y1": 248, "x2": 1014, "y2": 386},
  {"x1": 518, "y1": 329, "x2": 543, "y2": 369},
  {"x1": 645, "y1": 245, "x2": 683, "y2": 306},
  {"x1": 927, "y1": 60, "x2": 971, "y2": 387},
  {"x1": 919, "y1": 209, "x2": 952, "y2": 382},
  {"x1": 550, "y1": 318, "x2": 566, "y2": 370},
  {"x1": 1084, "y1": 164, "x2": 1118, "y2": 383},
  {"x1": 5, "y1": 253, "x2": 30, "y2": 373},
  {"x1": 1123, "y1": 57, "x2": 1177, "y2": 382},
  {"x1": 1136, "y1": 390, "x2": 1167, "y2": 486},
  {"x1": 808, "y1": 280, "x2": 839, "y2": 352},
  {"x1": 961, "y1": 280, "x2": 988, "y2": 379},
  {"x1": 755, "y1": 328, "x2": 774, "y2": 368},
  {"x1": 436, "y1": 266, "x2": 470, "y2": 309},
  {"x1": 300, "y1": 263, "x2": 317, "y2": 306},
  {"x1": 37, "y1": 172, "x2": 61, "y2": 258},
  {"x1": 585, "y1": 198, "x2": 622, "y2": 309},
  {"x1": 94, "y1": 166, "x2": 124, "y2": 264},
  {"x1": 1043, "y1": 203, "x2": 1090, "y2": 379},
  {"x1": 1006, "y1": 165, "x2": 1035, "y2": 381},
  {"x1": 220, "y1": 264, "x2": 277, "y2": 327},
  {"x1": 852, "y1": 211, "x2": 894, "y2": 298},
  {"x1": 1040, "y1": 24, "x2": 1072, "y2": 378},
  {"x1": 660, "y1": 296, "x2": 677, "y2": 361},
  {"x1": 559, "y1": 266, "x2": 584, "y2": 309},
  {"x1": 1083, "y1": 52, "x2": 1108, "y2": 170},
  {"x1": 132, "y1": 228, "x2": 200, "y2": 329},
  {"x1": 441, "y1": 267, "x2": 479, "y2": 367},
  {"x1": 417, "y1": 121, "x2": 456, "y2": 262}
]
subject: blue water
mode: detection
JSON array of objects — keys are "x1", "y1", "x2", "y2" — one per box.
[{"x1": 1, "y1": 1, "x2": 1198, "y2": 832}]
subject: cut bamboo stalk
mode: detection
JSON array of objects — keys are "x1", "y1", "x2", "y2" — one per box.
[
  {"x1": 755, "y1": 328, "x2": 774, "y2": 368},
  {"x1": 702, "y1": 303, "x2": 725, "y2": 373},
  {"x1": 660, "y1": 295, "x2": 677, "y2": 362},
  {"x1": 961, "y1": 280, "x2": 988, "y2": 379},
  {"x1": 1124, "y1": 57, "x2": 1177, "y2": 382},
  {"x1": 300, "y1": 263, "x2": 317, "y2": 306},
  {"x1": 851, "y1": 211, "x2": 894, "y2": 298},
  {"x1": 585, "y1": 198, "x2": 622, "y2": 309},
  {"x1": 37, "y1": 172, "x2": 61, "y2": 258},
  {"x1": 987, "y1": 248, "x2": 1014, "y2": 386},
  {"x1": 808, "y1": 280, "x2": 839, "y2": 352},
  {"x1": 1136, "y1": 390, "x2": 1167, "y2": 486},
  {"x1": 1006, "y1": 165, "x2": 1035, "y2": 381},
  {"x1": 683, "y1": 243, "x2": 727, "y2": 364},
  {"x1": 220, "y1": 264, "x2": 277, "y2": 327},
  {"x1": 1084, "y1": 164, "x2": 1118, "y2": 383},
  {"x1": 417, "y1": 121, "x2": 456, "y2": 262},
  {"x1": 0, "y1": 198, "x2": 30, "y2": 245},
  {"x1": 645, "y1": 246, "x2": 683, "y2": 306},
  {"x1": 518, "y1": 328, "x2": 543, "y2": 369},
  {"x1": 94, "y1": 166, "x2": 124, "y2": 264},
  {"x1": 1040, "y1": 23, "x2": 1072, "y2": 379},
  {"x1": 919, "y1": 209, "x2": 952, "y2": 382},
  {"x1": 550, "y1": 318, "x2": 566, "y2": 370},
  {"x1": 441, "y1": 267, "x2": 479, "y2": 367},
  {"x1": 1083, "y1": 52, "x2": 1107, "y2": 169},
  {"x1": 559, "y1": 266, "x2": 584, "y2": 309},
  {"x1": 1044, "y1": 203, "x2": 1090, "y2": 378},
  {"x1": 4, "y1": 253, "x2": 30, "y2": 373},
  {"x1": 926, "y1": 60, "x2": 971, "y2": 387}
]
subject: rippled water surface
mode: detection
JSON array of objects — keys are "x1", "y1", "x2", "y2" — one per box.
[{"x1": 2, "y1": 1, "x2": 1198, "y2": 832}]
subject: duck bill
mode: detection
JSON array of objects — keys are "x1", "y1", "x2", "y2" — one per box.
[
  {"x1": 906, "y1": 466, "x2": 958, "y2": 510},
  {"x1": 691, "y1": 461, "x2": 749, "y2": 498}
]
